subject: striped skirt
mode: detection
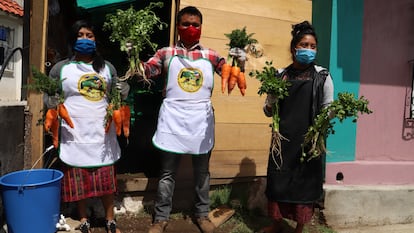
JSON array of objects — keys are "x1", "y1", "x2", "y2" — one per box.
[{"x1": 61, "y1": 165, "x2": 117, "y2": 202}]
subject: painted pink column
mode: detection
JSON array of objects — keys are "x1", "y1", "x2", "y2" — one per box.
[{"x1": 326, "y1": 0, "x2": 414, "y2": 185}]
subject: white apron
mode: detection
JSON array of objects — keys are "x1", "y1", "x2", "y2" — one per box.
[
  {"x1": 152, "y1": 55, "x2": 215, "y2": 154},
  {"x1": 58, "y1": 62, "x2": 121, "y2": 167}
]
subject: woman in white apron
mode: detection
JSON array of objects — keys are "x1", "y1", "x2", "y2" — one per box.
[{"x1": 47, "y1": 20, "x2": 129, "y2": 233}]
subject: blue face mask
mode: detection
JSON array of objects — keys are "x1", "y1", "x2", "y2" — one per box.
[
  {"x1": 295, "y1": 48, "x2": 316, "y2": 64},
  {"x1": 73, "y1": 39, "x2": 96, "y2": 55}
]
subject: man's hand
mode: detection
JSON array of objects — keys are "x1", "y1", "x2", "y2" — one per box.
[
  {"x1": 43, "y1": 93, "x2": 60, "y2": 109},
  {"x1": 116, "y1": 80, "x2": 130, "y2": 100},
  {"x1": 229, "y1": 47, "x2": 247, "y2": 72}
]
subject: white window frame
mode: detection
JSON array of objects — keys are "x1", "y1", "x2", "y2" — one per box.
[{"x1": 0, "y1": 25, "x2": 15, "y2": 72}]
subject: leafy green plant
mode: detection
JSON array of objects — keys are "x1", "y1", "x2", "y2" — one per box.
[
  {"x1": 26, "y1": 66, "x2": 62, "y2": 97},
  {"x1": 225, "y1": 26, "x2": 257, "y2": 49},
  {"x1": 224, "y1": 27, "x2": 258, "y2": 68},
  {"x1": 249, "y1": 61, "x2": 291, "y2": 169},
  {"x1": 25, "y1": 66, "x2": 65, "y2": 126},
  {"x1": 103, "y1": 2, "x2": 167, "y2": 81},
  {"x1": 301, "y1": 92, "x2": 373, "y2": 162}
]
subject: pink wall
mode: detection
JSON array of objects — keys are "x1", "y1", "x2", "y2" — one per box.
[{"x1": 326, "y1": 0, "x2": 414, "y2": 185}]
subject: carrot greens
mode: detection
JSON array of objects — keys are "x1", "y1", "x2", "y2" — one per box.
[
  {"x1": 27, "y1": 66, "x2": 63, "y2": 97},
  {"x1": 224, "y1": 26, "x2": 257, "y2": 50}
]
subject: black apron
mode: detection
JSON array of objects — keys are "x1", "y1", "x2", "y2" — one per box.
[{"x1": 265, "y1": 75, "x2": 323, "y2": 204}]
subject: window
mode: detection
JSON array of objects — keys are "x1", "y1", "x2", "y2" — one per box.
[{"x1": 0, "y1": 26, "x2": 14, "y2": 71}]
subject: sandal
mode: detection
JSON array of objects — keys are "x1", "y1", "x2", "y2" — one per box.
[
  {"x1": 79, "y1": 220, "x2": 91, "y2": 233},
  {"x1": 106, "y1": 219, "x2": 118, "y2": 233}
]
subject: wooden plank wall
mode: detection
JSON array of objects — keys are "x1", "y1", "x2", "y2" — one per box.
[
  {"x1": 180, "y1": 0, "x2": 312, "y2": 178},
  {"x1": 28, "y1": 0, "x2": 48, "y2": 168}
]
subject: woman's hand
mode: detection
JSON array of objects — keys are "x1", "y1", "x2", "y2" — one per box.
[{"x1": 116, "y1": 80, "x2": 130, "y2": 100}]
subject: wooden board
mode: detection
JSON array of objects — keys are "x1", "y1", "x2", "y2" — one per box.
[
  {"x1": 214, "y1": 123, "x2": 271, "y2": 150},
  {"x1": 210, "y1": 149, "x2": 269, "y2": 178},
  {"x1": 211, "y1": 96, "x2": 270, "y2": 123},
  {"x1": 117, "y1": 173, "x2": 265, "y2": 192}
]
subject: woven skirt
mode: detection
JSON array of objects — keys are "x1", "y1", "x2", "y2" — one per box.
[
  {"x1": 61, "y1": 165, "x2": 117, "y2": 202},
  {"x1": 267, "y1": 201, "x2": 314, "y2": 224}
]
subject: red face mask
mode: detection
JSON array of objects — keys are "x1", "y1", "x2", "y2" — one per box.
[{"x1": 177, "y1": 25, "x2": 201, "y2": 45}]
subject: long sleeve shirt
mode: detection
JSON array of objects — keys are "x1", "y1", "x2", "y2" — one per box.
[{"x1": 143, "y1": 41, "x2": 226, "y2": 80}]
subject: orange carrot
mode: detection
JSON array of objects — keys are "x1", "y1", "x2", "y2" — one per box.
[
  {"x1": 228, "y1": 66, "x2": 240, "y2": 94},
  {"x1": 121, "y1": 105, "x2": 131, "y2": 138},
  {"x1": 58, "y1": 104, "x2": 74, "y2": 128},
  {"x1": 44, "y1": 108, "x2": 58, "y2": 132},
  {"x1": 221, "y1": 63, "x2": 231, "y2": 93},
  {"x1": 112, "y1": 108, "x2": 122, "y2": 136},
  {"x1": 50, "y1": 116, "x2": 59, "y2": 148},
  {"x1": 237, "y1": 71, "x2": 247, "y2": 96}
]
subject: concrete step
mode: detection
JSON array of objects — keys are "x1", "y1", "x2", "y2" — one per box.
[{"x1": 333, "y1": 223, "x2": 414, "y2": 233}]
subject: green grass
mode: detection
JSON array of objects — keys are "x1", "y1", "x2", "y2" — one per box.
[{"x1": 208, "y1": 184, "x2": 337, "y2": 233}]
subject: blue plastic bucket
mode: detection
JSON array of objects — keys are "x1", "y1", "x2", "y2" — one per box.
[{"x1": 0, "y1": 169, "x2": 63, "y2": 233}]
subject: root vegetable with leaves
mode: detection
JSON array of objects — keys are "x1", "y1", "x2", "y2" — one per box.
[
  {"x1": 26, "y1": 66, "x2": 75, "y2": 147},
  {"x1": 301, "y1": 92, "x2": 373, "y2": 162},
  {"x1": 249, "y1": 61, "x2": 291, "y2": 169},
  {"x1": 103, "y1": 2, "x2": 167, "y2": 84},
  {"x1": 105, "y1": 82, "x2": 132, "y2": 141},
  {"x1": 224, "y1": 27, "x2": 258, "y2": 95}
]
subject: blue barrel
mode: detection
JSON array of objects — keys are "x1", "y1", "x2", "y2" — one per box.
[{"x1": 0, "y1": 169, "x2": 63, "y2": 233}]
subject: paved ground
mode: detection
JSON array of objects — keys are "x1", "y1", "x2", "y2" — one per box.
[
  {"x1": 332, "y1": 223, "x2": 414, "y2": 233},
  {"x1": 18, "y1": 215, "x2": 413, "y2": 233}
]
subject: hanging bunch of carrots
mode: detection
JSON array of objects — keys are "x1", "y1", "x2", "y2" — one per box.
[
  {"x1": 221, "y1": 59, "x2": 247, "y2": 96},
  {"x1": 27, "y1": 66, "x2": 74, "y2": 148},
  {"x1": 104, "y1": 81, "x2": 131, "y2": 142},
  {"x1": 221, "y1": 27, "x2": 258, "y2": 96}
]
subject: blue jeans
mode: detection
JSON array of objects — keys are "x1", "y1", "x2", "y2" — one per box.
[{"x1": 153, "y1": 150, "x2": 211, "y2": 221}]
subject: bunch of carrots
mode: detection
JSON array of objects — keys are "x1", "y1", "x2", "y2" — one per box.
[
  {"x1": 105, "y1": 81, "x2": 131, "y2": 141},
  {"x1": 105, "y1": 104, "x2": 131, "y2": 139},
  {"x1": 44, "y1": 104, "x2": 74, "y2": 148},
  {"x1": 221, "y1": 62, "x2": 246, "y2": 96},
  {"x1": 28, "y1": 67, "x2": 74, "y2": 148},
  {"x1": 221, "y1": 27, "x2": 257, "y2": 96}
]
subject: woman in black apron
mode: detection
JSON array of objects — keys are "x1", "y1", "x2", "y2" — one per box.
[{"x1": 261, "y1": 21, "x2": 334, "y2": 233}]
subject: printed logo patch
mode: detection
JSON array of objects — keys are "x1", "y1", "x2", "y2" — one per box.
[
  {"x1": 78, "y1": 73, "x2": 106, "y2": 101},
  {"x1": 177, "y1": 68, "x2": 203, "y2": 92}
]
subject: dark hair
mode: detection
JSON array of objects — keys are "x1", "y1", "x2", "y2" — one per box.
[
  {"x1": 290, "y1": 21, "x2": 317, "y2": 52},
  {"x1": 70, "y1": 20, "x2": 105, "y2": 73},
  {"x1": 177, "y1": 6, "x2": 203, "y2": 24}
]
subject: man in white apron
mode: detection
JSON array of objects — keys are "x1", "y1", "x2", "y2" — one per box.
[{"x1": 142, "y1": 6, "x2": 228, "y2": 233}]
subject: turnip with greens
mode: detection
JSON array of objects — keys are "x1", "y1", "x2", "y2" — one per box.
[{"x1": 103, "y1": 2, "x2": 167, "y2": 83}]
